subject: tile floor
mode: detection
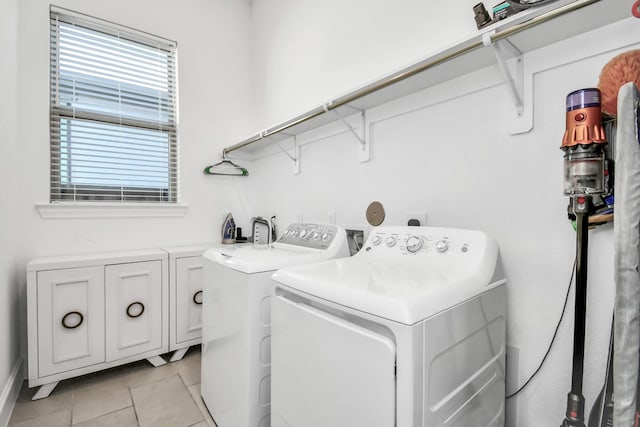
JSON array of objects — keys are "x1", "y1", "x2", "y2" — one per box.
[{"x1": 8, "y1": 346, "x2": 216, "y2": 427}]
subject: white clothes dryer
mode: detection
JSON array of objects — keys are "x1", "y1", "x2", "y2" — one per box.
[
  {"x1": 201, "y1": 223, "x2": 349, "y2": 427},
  {"x1": 271, "y1": 226, "x2": 506, "y2": 427}
]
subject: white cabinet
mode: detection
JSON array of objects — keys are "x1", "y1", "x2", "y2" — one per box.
[
  {"x1": 35, "y1": 266, "x2": 105, "y2": 378},
  {"x1": 175, "y1": 257, "x2": 203, "y2": 344},
  {"x1": 27, "y1": 250, "x2": 168, "y2": 400},
  {"x1": 163, "y1": 245, "x2": 214, "y2": 362},
  {"x1": 105, "y1": 260, "x2": 164, "y2": 361}
]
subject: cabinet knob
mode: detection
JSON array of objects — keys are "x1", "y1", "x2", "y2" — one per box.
[
  {"x1": 61, "y1": 311, "x2": 84, "y2": 329},
  {"x1": 193, "y1": 290, "x2": 203, "y2": 305},
  {"x1": 126, "y1": 302, "x2": 145, "y2": 318}
]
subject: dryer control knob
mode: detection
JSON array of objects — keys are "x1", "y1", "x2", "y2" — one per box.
[
  {"x1": 435, "y1": 240, "x2": 449, "y2": 253},
  {"x1": 386, "y1": 236, "x2": 397, "y2": 247},
  {"x1": 371, "y1": 235, "x2": 382, "y2": 245},
  {"x1": 299, "y1": 229, "x2": 308, "y2": 238},
  {"x1": 406, "y1": 236, "x2": 423, "y2": 253},
  {"x1": 313, "y1": 232, "x2": 321, "y2": 240}
]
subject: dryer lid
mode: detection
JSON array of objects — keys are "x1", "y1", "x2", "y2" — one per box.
[{"x1": 273, "y1": 257, "x2": 503, "y2": 325}]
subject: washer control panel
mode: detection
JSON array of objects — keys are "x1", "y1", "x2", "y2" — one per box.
[
  {"x1": 278, "y1": 223, "x2": 341, "y2": 250},
  {"x1": 365, "y1": 226, "x2": 477, "y2": 256}
]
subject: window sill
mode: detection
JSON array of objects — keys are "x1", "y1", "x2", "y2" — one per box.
[{"x1": 36, "y1": 202, "x2": 188, "y2": 219}]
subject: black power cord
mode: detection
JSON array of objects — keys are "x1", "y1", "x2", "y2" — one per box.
[{"x1": 506, "y1": 258, "x2": 576, "y2": 399}]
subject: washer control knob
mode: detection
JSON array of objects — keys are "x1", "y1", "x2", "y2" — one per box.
[
  {"x1": 435, "y1": 240, "x2": 449, "y2": 253},
  {"x1": 406, "y1": 236, "x2": 423, "y2": 253},
  {"x1": 371, "y1": 235, "x2": 382, "y2": 246},
  {"x1": 386, "y1": 236, "x2": 397, "y2": 247},
  {"x1": 322, "y1": 233, "x2": 331, "y2": 242},
  {"x1": 313, "y1": 232, "x2": 321, "y2": 240},
  {"x1": 299, "y1": 229, "x2": 308, "y2": 239},
  {"x1": 290, "y1": 230, "x2": 298, "y2": 238}
]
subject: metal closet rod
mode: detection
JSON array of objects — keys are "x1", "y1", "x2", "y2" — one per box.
[{"x1": 223, "y1": 0, "x2": 600, "y2": 156}]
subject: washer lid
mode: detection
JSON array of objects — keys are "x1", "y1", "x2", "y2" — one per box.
[
  {"x1": 272, "y1": 253, "x2": 503, "y2": 325},
  {"x1": 203, "y1": 245, "x2": 329, "y2": 274}
]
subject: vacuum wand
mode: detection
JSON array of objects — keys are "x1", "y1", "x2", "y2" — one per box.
[{"x1": 561, "y1": 198, "x2": 590, "y2": 427}]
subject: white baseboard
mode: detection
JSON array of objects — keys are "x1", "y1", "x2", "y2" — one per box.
[{"x1": 0, "y1": 358, "x2": 24, "y2": 427}]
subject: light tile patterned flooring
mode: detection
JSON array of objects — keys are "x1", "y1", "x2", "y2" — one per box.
[{"x1": 8, "y1": 346, "x2": 216, "y2": 427}]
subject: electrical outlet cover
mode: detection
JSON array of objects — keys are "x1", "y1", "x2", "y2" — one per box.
[{"x1": 404, "y1": 212, "x2": 428, "y2": 226}]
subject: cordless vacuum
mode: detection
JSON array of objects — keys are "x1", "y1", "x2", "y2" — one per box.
[{"x1": 559, "y1": 88, "x2": 608, "y2": 427}]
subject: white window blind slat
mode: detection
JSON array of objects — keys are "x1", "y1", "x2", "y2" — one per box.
[{"x1": 50, "y1": 6, "x2": 178, "y2": 203}]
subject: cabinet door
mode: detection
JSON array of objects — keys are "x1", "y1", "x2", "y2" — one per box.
[
  {"x1": 175, "y1": 256, "x2": 203, "y2": 344},
  {"x1": 105, "y1": 260, "x2": 163, "y2": 361},
  {"x1": 36, "y1": 266, "x2": 105, "y2": 377}
]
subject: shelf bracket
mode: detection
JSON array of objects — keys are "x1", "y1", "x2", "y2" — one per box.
[
  {"x1": 274, "y1": 134, "x2": 300, "y2": 175},
  {"x1": 326, "y1": 105, "x2": 370, "y2": 162},
  {"x1": 483, "y1": 31, "x2": 524, "y2": 118}
]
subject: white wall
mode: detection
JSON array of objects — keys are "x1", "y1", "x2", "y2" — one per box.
[
  {"x1": 0, "y1": 0, "x2": 23, "y2": 419},
  {"x1": 251, "y1": 0, "x2": 502, "y2": 130},
  {"x1": 245, "y1": 1, "x2": 636, "y2": 426},
  {"x1": 12, "y1": 0, "x2": 254, "y2": 384}
]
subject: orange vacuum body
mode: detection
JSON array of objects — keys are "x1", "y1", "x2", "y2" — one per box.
[
  {"x1": 561, "y1": 89, "x2": 607, "y2": 148},
  {"x1": 561, "y1": 88, "x2": 607, "y2": 197}
]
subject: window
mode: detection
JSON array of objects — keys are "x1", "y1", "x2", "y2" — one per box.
[{"x1": 49, "y1": 7, "x2": 178, "y2": 203}]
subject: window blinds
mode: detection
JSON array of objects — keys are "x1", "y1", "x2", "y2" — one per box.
[{"x1": 49, "y1": 7, "x2": 178, "y2": 203}]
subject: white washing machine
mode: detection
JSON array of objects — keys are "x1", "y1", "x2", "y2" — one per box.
[
  {"x1": 201, "y1": 223, "x2": 350, "y2": 427},
  {"x1": 271, "y1": 226, "x2": 506, "y2": 427}
]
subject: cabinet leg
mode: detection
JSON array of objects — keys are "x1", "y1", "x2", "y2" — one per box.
[
  {"x1": 146, "y1": 355, "x2": 167, "y2": 367},
  {"x1": 169, "y1": 347, "x2": 189, "y2": 363},
  {"x1": 32, "y1": 382, "x2": 59, "y2": 400}
]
